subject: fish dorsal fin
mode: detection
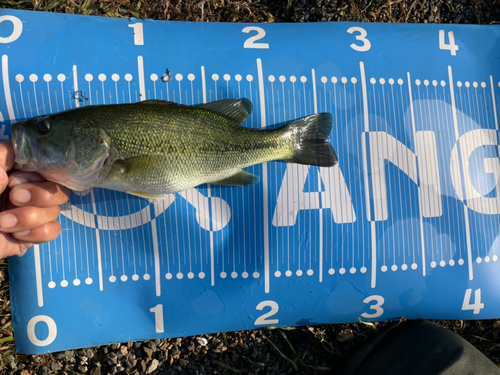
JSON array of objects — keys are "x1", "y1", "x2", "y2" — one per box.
[
  {"x1": 212, "y1": 170, "x2": 259, "y2": 186},
  {"x1": 198, "y1": 99, "x2": 253, "y2": 125},
  {"x1": 137, "y1": 99, "x2": 189, "y2": 108}
]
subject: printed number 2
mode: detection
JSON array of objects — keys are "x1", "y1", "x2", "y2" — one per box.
[
  {"x1": 243, "y1": 27, "x2": 269, "y2": 49},
  {"x1": 347, "y1": 27, "x2": 371, "y2": 52},
  {"x1": 129, "y1": 23, "x2": 144, "y2": 46},
  {"x1": 462, "y1": 289, "x2": 484, "y2": 314},
  {"x1": 361, "y1": 295, "x2": 384, "y2": 318},
  {"x1": 439, "y1": 30, "x2": 458, "y2": 56},
  {"x1": 0, "y1": 15, "x2": 23, "y2": 44},
  {"x1": 254, "y1": 300, "x2": 279, "y2": 325}
]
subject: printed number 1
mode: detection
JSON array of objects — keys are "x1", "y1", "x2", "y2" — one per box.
[
  {"x1": 150, "y1": 304, "x2": 165, "y2": 333},
  {"x1": 439, "y1": 30, "x2": 458, "y2": 56},
  {"x1": 129, "y1": 23, "x2": 144, "y2": 46}
]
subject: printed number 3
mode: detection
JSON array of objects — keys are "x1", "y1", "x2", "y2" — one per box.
[
  {"x1": 347, "y1": 27, "x2": 371, "y2": 52},
  {"x1": 361, "y1": 295, "x2": 384, "y2": 318}
]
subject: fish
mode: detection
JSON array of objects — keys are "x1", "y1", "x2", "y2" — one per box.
[{"x1": 11, "y1": 98, "x2": 337, "y2": 199}]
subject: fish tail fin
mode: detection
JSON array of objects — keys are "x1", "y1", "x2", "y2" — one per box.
[{"x1": 283, "y1": 113, "x2": 337, "y2": 167}]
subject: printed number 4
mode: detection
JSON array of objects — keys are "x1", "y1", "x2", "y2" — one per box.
[
  {"x1": 462, "y1": 289, "x2": 484, "y2": 314},
  {"x1": 439, "y1": 30, "x2": 458, "y2": 56}
]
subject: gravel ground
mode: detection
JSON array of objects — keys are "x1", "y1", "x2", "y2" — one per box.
[{"x1": 0, "y1": 1, "x2": 500, "y2": 374}]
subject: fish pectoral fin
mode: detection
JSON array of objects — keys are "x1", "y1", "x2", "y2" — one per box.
[
  {"x1": 198, "y1": 99, "x2": 253, "y2": 125},
  {"x1": 212, "y1": 170, "x2": 259, "y2": 186},
  {"x1": 126, "y1": 190, "x2": 165, "y2": 200}
]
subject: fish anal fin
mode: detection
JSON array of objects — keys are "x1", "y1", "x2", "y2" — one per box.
[
  {"x1": 126, "y1": 190, "x2": 165, "y2": 200},
  {"x1": 199, "y1": 99, "x2": 253, "y2": 125},
  {"x1": 212, "y1": 170, "x2": 259, "y2": 186}
]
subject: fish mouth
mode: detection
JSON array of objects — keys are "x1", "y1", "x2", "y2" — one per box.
[{"x1": 11, "y1": 123, "x2": 33, "y2": 168}]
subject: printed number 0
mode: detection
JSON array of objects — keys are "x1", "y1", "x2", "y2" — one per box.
[
  {"x1": 0, "y1": 15, "x2": 23, "y2": 44},
  {"x1": 27, "y1": 315, "x2": 57, "y2": 347},
  {"x1": 254, "y1": 300, "x2": 279, "y2": 325},
  {"x1": 361, "y1": 295, "x2": 384, "y2": 318},
  {"x1": 347, "y1": 27, "x2": 371, "y2": 52},
  {"x1": 242, "y1": 27, "x2": 269, "y2": 49}
]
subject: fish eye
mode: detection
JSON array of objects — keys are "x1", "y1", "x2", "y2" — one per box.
[{"x1": 37, "y1": 120, "x2": 51, "y2": 135}]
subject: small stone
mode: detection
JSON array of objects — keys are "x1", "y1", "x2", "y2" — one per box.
[
  {"x1": 120, "y1": 346, "x2": 128, "y2": 356},
  {"x1": 80, "y1": 356, "x2": 88, "y2": 363},
  {"x1": 111, "y1": 343, "x2": 121, "y2": 350},
  {"x1": 51, "y1": 362, "x2": 62, "y2": 372},
  {"x1": 134, "y1": 342, "x2": 142, "y2": 348},
  {"x1": 141, "y1": 360, "x2": 147, "y2": 373},
  {"x1": 154, "y1": 339, "x2": 161, "y2": 346},
  {"x1": 85, "y1": 349, "x2": 95, "y2": 359},
  {"x1": 111, "y1": 365, "x2": 118, "y2": 375},
  {"x1": 336, "y1": 329, "x2": 354, "y2": 342},
  {"x1": 78, "y1": 365, "x2": 88, "y2": 373},
  {"x1": 64, "y1": 350, "x2": 76, "y2": 362},
  {"x1": 103, "y1": 347, "x2": 108, "y2": 354},
  {"x1": 178, "y1": 358, "x2": 189, "y2": 367},
  {"x1": 39, "y1": 366, "x2": 49, "y2": 375},
  {"x1": 107, "y1": 352, "x2": 118, "y2": 365},
  {"x1": 196, "y1": 338, "x2": 208, "y2": 347},
  {"x1": 147, "y1": 341, "x2": 157, "y2": 352},
  {"x1": 8, "y1": 359, "x2": 17, "y2": 371},
  {"x1": 90, "y1": 367, "x2": 101, "y2": 375},
  {"x1": 145, "y1": 359, "x2": 159, "y2": 374},
  {"x1": 143, "y1": 347, "x2": 153, "y2": 358}
]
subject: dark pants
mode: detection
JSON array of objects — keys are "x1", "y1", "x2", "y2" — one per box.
[{"x1": 342, "y1": 320, "x2": 500, "y2": 375}]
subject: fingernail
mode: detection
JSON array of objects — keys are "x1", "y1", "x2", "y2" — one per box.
[
  {"x1": 12, "y1": 188, "x2": 31, "y2": 204},
  {"x1": 14, "y1": 230, "x2": 30, "y2": 237},
  {"x1": 18, "y1": 246, "x2": 32, "y2": 257},
  {"x1": 9, "y1": 177, "x2": 29, "y2": 188},
  {"x1": 0, "y1": 214, "x2": 17, "y2": 229}
]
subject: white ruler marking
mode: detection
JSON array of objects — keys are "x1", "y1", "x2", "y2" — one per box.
[
  {"x1": 72, "y1": 65, "x2": 80, "y2": 108},
  {"x1": 360, "y1": 62, "x2": 377, "y2": 288},
  {"x1": 90, "y1": 189, "x2": 103, "y2": 291},
  {"x1": 1, "y1": 55, "x2": 15, "y2": 121},
  {"x1": 151, "y1": 219, "x2": 161, "y2": 296},
  {"x1": 34, "y1": 245, "x2": 43, "y2": 307},
  {"x1": 448, "y1": 66, "x2": 473, "y2": 280},
  {"x1": 138, "y1": 56, "x2": 146, "y2": 101},
  {"x1": 257, "y1": 58, "x2": 270, "y2": 293},
  {"x1": 407, "y1": 72, "x2": 426, "y2": 277}
]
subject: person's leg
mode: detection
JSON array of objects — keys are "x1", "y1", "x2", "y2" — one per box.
[{"x1": 342, "y1": 320, "x2": 500, "y2": 375}]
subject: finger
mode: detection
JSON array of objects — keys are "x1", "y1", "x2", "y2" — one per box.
[
  {"x1": 0, "y1": 140, "x2": 15, "y2": 194},
  {"x1": 10, "y1": 182, "x2": 71, "y2": 207},
  {"x1": 8, "y1": 171, "x2": 46, "y2": 188},
  {"x1": 0, "y1": 205, "x2": 60, "y2": 233},
  {"x1": 13, "y1": 221, "x2": 62, "y2": 243},
  {"x1": 0, "y1": 234, "x2": 33, "y2": 258}
]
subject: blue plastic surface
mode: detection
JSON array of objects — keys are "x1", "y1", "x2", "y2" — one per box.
[{"x1": 1, "y1": 10, "x2": 499, "y2": 354}]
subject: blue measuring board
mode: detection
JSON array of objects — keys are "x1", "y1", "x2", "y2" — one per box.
[{"x1": 1, "y1": 9, "x2": 499, "y2": 354}]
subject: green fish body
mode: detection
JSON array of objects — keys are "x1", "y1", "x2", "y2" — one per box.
[{"x1": 11, "y1": 99, "x2": 337, "y2": 198}]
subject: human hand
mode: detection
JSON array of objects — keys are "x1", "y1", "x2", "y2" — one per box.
[{"x1": 0, "y1": 140, "x2": 71, "y2": 258}]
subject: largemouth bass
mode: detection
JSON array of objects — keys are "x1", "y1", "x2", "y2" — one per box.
[{"x1": 11, "y1": 99, "x2": 337, "y2": 199}]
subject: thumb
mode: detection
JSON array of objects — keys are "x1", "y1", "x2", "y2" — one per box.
[{"x1": 0, "y1": 140, "x2": 15, "y2": 194}]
